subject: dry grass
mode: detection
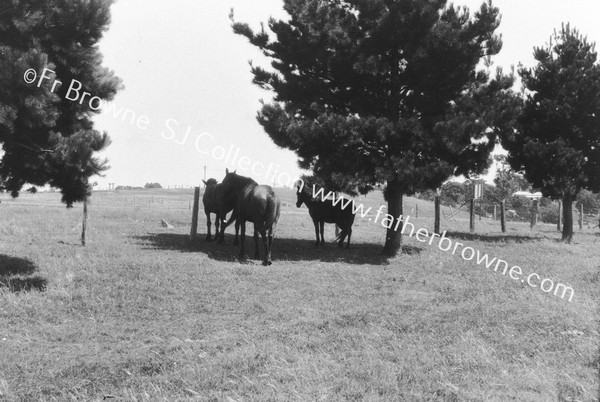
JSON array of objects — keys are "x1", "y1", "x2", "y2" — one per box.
[{"x1": 0, "y1": 189, "x2": 598, "y2": 401}]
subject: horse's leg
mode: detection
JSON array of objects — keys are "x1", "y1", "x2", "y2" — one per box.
[
  {"x1": 234, "y1": 220, "x2": 240, "y2": 246},
  {"x1": 205, "y1": 212, "x2": 212, "y2": 241},
  {"x1": 238, "y1": 220, "x2": 246, "y2": 260},
  {"x1": 313, "y1": 219, "x2": 320, "y2": 247},
  {"x1": 216, "y1": 213, "x2": 224, "y2": 244},
  {"x1": 320, "y1": 221, "x2": 325, "y2": 246},
  {"x1": 253, "y1": 226, "x2": 260, "y2": 259},
  {"x1": 261, "y1": 229, "x2": 270, "y2": 266},
  {"x1": 337, "y1": 222, "x2": 346, "y2": 248},
  {"x1": 266, "y1": 227, "x2": 273, "y2": 266},
  {"x1": 233, "y1": 215, "x2": 240, "y2": 246},
  {"x1": 346, "y1": 225, "x2": 352, "y2": 249},
  {"x1": 217, "y1": 211, "x2": 234, "y2": 244},
  {"x1": 214, "y1": 212, "x2": 220, "y2": 243}
]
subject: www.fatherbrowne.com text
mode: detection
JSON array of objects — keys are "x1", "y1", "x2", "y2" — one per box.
[{"x1": 303, "y1": 182, "x2": 575, "y2": 303}]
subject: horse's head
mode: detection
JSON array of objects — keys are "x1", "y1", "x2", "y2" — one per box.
[
  {"x1": 295, "y1": 180, "x2": 310, "y2": 208},
  {"x1": 202, "y1": 178, "x2": 218, "y2": 188},
  {"x1": 220, "y1": 168, "x2": 238, "y2": 194}
]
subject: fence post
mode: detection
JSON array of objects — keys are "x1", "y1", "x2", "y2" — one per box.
[
  {"x1": 469, "y1": 198, "x2": 475, "y2": 233},
  {"x1": 334, "y1": 192, "x2": 340, "y2": 236},
  {"x1": 81, "y1": 200, "x2": 88, "y2": 246},
  {"x1": 434, "y1": 195, "x2": 440, "y2": 234},
  {"x1": 500, "y1": 200, "x2": 506, "y2": 233},
  {"x1": 190, "y1": 187, "x2": 200, "y2": 241},
  {"x1": 579, "y1": 204, "x2": 583, "y2": 230},
  {"x1": 415, "y1": 203, "x2": 419, "y2": 218},
  {"x1": 557, "y1": 200, "x2": 562, "y2": 231}
]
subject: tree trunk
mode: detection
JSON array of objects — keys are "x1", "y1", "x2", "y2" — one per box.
[
  {"x1": 530, "y1": 199, "x2": 538, "y2": 228},
  {"x1": 382, "y1": 182, "x2": 403, "y2": 256},
  {"x1": 562, "y1": 194, "x2": 574, "y2": 243}
]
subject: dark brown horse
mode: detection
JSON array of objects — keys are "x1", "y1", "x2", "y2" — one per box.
[
  {"x1": 202, "y1": 178, "x2": 236, "y2": 242},
  {"x1": 220, "y1": 169, "x2": 281, "y2": 265},
  {"x1": 295, "y1": 181, "x2": 355, "y2": 248}
]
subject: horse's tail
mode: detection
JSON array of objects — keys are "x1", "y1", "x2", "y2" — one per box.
[{"x1": 264, "y1": 193, "x2": 281, "y2": 233}]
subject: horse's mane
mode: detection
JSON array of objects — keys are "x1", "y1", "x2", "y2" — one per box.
[{"x1": 227, "y1": 173, "x2": 258, "y2": 188}]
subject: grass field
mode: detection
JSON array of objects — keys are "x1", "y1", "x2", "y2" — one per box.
[{"x1": 0, "y1": 189, "x2": 598, "y2": 401}]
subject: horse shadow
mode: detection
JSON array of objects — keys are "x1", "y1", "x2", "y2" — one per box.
[
  {"x1": 0, "y1": 255, "x2": 47, "y2": 292},
  {"x1": 133, "y1": 233, "x2": 424, "y2": 266}
]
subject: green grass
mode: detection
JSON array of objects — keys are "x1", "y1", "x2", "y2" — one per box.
[{"x1": 0, "y1": 189, "x2": 598, "y2": 401}]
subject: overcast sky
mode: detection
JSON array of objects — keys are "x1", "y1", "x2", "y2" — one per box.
[{"x1": 92, "y1": 0, "x2": 600, "y2": 189}]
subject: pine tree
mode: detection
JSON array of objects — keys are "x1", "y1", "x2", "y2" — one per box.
[
  {"x1": 232, "y1": 0, "x2": 517, "y2": 255},
  {"x1": 0, "y1": 0, "x2": 121, "y2": 206},
  {"x1": 501, "y1": 24, "x2": 600, "y2": 242}
]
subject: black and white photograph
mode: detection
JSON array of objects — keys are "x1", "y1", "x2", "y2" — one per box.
[{"x1": 0, "y1": 0, "x2": 598, "y2": 400}]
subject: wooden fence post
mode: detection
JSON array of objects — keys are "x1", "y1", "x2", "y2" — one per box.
[
  {"x1": 190, "y1": 187, "x2": 200, "y2": 241},
  {"x1": 500, "y1": 200, "x2": 506, "y2": 233},
  {"x1": 434, "y1": 195, "x2": 440, "y2": 235},
  {"x1": 469, "y1": 198, "x2": 475, "y2": 233},
  {"x1": 81, "y1": 200, "x2": 88, "y2": 246},
  {"x1": 415, "y1": 203, "x2": 419, "y2": 218},
  {"x1": 334, "y1": 192, "x2": 340, "y2": 236}
]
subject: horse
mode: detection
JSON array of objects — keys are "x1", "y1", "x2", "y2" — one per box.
[
  {"x1": 295, "y1": 181, "x2": 355, "y2": 248},
  {"x1": 220, "y1": 169, "x2": 281, "y2": 265},
  {"x1": 202, "y1": 178, "x2": 237, "y2": 242}
]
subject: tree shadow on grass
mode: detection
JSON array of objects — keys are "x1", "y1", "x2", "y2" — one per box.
[
  {"x1": 0, "y1": 255, "x2": 47, "y2": 292},
  {"x1": 133, "y1": 232, "x2": 424, "y2": 266},
  {"x1": 444, "y1": 231, "x2": 541, "y2": 243}
]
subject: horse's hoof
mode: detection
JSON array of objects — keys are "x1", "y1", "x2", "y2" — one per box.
[{"x1": 262, "y1": 260, "x2": 272, "y2": 266}]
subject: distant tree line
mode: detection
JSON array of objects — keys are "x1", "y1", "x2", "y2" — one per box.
[
  {"x1": 416, "y1": 183, "x2": 600, "y2": 224},
  {"x1": 113, "y1": 183, "x2": 163, "y2": 191}
]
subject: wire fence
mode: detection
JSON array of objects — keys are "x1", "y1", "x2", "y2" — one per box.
[{"x1": 0, "y1": 189, "x2": 300, "y2": 214}]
